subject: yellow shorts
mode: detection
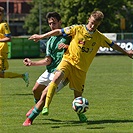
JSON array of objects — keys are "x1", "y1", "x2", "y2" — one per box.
[
  {"x1": 56, "y1": 60, "x2": 86, "y2": 92},
  {"x1": 0, "y1": 43, "x2": 9, "y2": 71}
]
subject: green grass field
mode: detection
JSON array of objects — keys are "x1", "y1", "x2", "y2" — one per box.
[{"x1": 0, "y1": 55, "x2": 133, "y2": 133}]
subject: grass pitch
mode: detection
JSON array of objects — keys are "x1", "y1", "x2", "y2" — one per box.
[{"x1": 0, "y1": 55, "x2": 133, "y2": 133}]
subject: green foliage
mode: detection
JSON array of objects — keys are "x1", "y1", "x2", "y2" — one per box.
[
  {"x1": 23, "y1": 3, "x2": 40, "y2": 34},
  {"x1": 24, "y1": 0, "x2": 133, "y2": 34},
  {"x1": 23, "y1": 0, "x2": 61, "y2": 34},
  {"x1": 0, "y1": 56, "x2": 132, "y2": 133},
  {"x1": 61, "y1": 0, "x2": 133, "y2": 32}
]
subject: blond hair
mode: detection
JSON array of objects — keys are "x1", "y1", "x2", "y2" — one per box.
[{"x1": 91, "y1": 10, "x2": 104, "y2": 22}]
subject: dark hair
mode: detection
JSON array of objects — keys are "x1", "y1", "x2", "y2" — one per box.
[
  {"x1": 0, "y1": 6, "x2": 4, "y2": 14},
  {"x1": 46, "y1": 12, "x2": 61, "y2": 23}
]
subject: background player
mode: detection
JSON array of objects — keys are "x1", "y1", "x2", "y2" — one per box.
[{"x1": 0, "y1": 6, "x2": 29, "y2": 87}]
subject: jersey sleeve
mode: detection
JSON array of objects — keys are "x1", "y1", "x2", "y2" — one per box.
[
  {"x1": 61, "y1": 25, "x2": 76, "y2": 37},
  {"x1": 100, "y1": 33, "x2": 114, "y2": 48},
  {"x1": 2, "y1": 22, "x2": 11, "y2": 37}
]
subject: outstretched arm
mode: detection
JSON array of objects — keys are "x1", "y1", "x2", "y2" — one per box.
[
  {"x1": 23, "y1": 57, "x2": 52, "y2": 66},
  {"x1": 112, "y1": 43, "x2": 133, "y2": 59},
  {"x1": 0, "y1": 36, "x2": 11, "y2": 42},
  {"x1": 28, "y1": 29, "x2": 62, "y2": 42}
]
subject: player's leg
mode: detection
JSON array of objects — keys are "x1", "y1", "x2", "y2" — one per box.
[
  {"x1": 0, "y1": 43, "x2": 22, "y2": 78},
  {"x1": 32, "y1": 82, "x2": 47, "y2": 102},
  {"x1": 74, "y1": 90, "x2": 82, "y2": 98},
  {"x1": 2, "y1": 71, "x2": 29, "y2": 86},
  {"x1": 0, "y1": 43, "x2": 9, "y2": 76},
  {"x1": 0, "y1": 43, "x2": 29, "y2": 86},
  {"x1": 0, "y1": 61, "x2": 29, "y2": 86},
  {"x1": 0, "y1": 71, "x2": 4, "y2": 78},
  {"x1": 25, "y1": 71, "x2": 49, "y2": 117},
  {"x1": 23, "y1": 71, "x2": 53, "y2": 126},
  {"x1": 70, "y1": 66, "x2": 88, "y2": 122},
  {"x1": 34, "y1": 70, "x2": 56, "y2": 105},
  {"x1": 73, "y1": 90, "x2": 87, "y2": 122},
  {"x1": 23, "y1": 106, "x2": 42, "y2": 126},
  {"x1": 42, "y1": 70, "x2": 64, "y2": 115},
  {"x1": 42, "y1": 60, "x2": 70, "y2": 115},
  {"x1": 35, "y1": 87, "x2": 48, "y2": 110},
  {"x1": 26, "y1": 82, "x2": 46, "y2": 117},
  {"x1": 23, "y1": 86, "x2": 48, "y2": 126},
  {"x1": 0, "y1": 44, "x2": 26, "y2": 79},
  {"x1": 56, "y1": 78, "x2": 69, "y2": 92},
  {"x1": 0, "y1": 58, "x2": 9, "y2": 75},
  {"x1": 3, "y1": 71, "x2": 25, "y2": 78}
]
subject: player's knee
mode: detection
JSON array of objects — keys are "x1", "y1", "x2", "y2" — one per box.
[{"x1": 54, "y1": 70, "x2": 64, "y2": 82}]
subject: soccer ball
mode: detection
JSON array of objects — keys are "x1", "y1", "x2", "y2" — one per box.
[{"x1": 72, "y1": 97, "x2": 89, "y2": 114}]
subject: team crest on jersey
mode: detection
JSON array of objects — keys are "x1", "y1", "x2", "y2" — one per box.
[
  {"x1": 65, "y1": 27, "x2": 71, "y2": 33},
  {"x1": 78, "y1": 38, "x2": 85, "y2": 45}
]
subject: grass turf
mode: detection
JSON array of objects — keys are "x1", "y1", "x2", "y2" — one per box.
[{"x1": 0, "y1": 55, "x2": 133, "y2": 133}]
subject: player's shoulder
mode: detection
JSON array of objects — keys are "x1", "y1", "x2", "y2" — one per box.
[
  {"x1": 0, "y1": 21, "x2": 7, "y2": 26},
  {"x1": 96, "y1": 30, "x2": 111, "y2": 41},
  {"x1": 0, "y1": 21, "x2": 9, "y2": 30},
  {"x1": 95, "y1": 30, "x2": 105, "y2": 37},
  {"x1": 73, "y1": 24, "x2": 86, "y2": 30},
  {"x1": 71, "y1": 24, "x2": 84, "y2": 28}
]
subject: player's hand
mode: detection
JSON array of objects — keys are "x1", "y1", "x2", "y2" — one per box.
[
  {"x1": 28, "y1": 34, "x2": 41, "y2": 42},
  {"x1": 127, "y1": 50, "x2": 133, "y2": 59},
  {"x1": 58, "y1": 43, "x2": 69, "y2": 49},
  {"x1": 23, "y1": 58, "x2": 32, "y2": 66}
]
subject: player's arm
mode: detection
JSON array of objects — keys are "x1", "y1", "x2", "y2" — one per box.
[
  {"x1": 0, "y1": 36, "x2": 11, "y2": 42},
  {"x1": 58, "y1": 43, "x2": 69, "y2": 49},
  {"x1": 111, "y1": 43, "x2": 133, "y2": 59},
  {"x1": 29, "y1": 29, "x2": 62, "y2": 42},
  {"x1": 23, "y1": 56, "x2": 52, "y2": 66}
]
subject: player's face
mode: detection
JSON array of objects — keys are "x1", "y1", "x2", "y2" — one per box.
[
  {"x1": 48, "y1": 17, "x2": 61, "y2": 30},
  {"x1": 87, "y1": 15, "x2": 101, "y2": 32}
]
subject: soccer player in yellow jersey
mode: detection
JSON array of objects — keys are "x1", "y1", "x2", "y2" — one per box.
[
  {"x1": 29, "y1": 10, "x2": 133, "y2": 122},
  {"x1": 0, "y1": 6, "x2": 29, "y2": 87}
]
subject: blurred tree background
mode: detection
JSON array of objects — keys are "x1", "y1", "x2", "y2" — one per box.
[{"x1": 24, "y1": 0, "x2": 133, "y2": 34}]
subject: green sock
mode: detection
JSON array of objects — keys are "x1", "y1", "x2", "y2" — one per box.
[
  {"x1": 34, "y1": 98, "x2": 39, "y2": 104},
  {"x1": 28, "y1": 107, "x2": 41, "y2": 121}
]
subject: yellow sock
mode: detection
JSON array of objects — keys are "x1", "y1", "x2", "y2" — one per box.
[
  {"x1": 45, "y1": 82, "x2": 57, "y2": 108},
  {"x1": 4, "y1": 72, "x2": 23, "y2": 78}
]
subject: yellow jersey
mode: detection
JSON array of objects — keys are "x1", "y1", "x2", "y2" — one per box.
[
  {"x1": 0, "y1": 21, "x2": 11, "y2": 39},
  {"x1": 0, "y1": 21, "x2": 11, "y2": 71},
  {"x1": 61, "y1": 24, "x2": 114, "y2": 72}
]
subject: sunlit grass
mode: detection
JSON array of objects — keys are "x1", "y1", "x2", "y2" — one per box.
[{"x1": 0, "y1": 55, "x2": 132, "y2": 133}]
